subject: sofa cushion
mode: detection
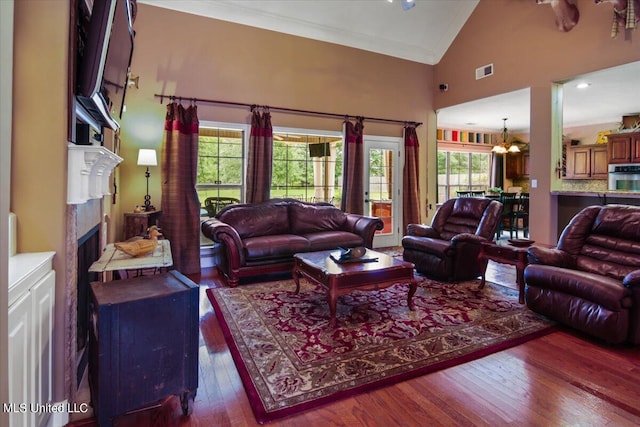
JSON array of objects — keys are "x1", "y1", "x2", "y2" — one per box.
[
  {"x1": 217, "y1": 203, "x2": 290, "y2": 239},
  {"x1": 289, "y1": 202, "x2": 348, "y2": 234},
  {"x1": 243, "y1": 234, "x2": 309, "y2": 261},
  {"x1": 304, "y1": 231, "x2": 364, "y2": 251}
]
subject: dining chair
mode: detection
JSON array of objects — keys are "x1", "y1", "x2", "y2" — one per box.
[
  {"x1": 511, "y1": 192, "x2": 529, "y2": 238},
  {"x1": 496, "y1": 192, "x2": 518, "y2": 239}
]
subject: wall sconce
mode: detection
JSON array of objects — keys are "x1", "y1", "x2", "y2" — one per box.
[{"x1": 137, "y1": 149, "x2": 157, "y2": 211}]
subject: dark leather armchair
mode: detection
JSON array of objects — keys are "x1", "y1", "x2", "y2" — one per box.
[
  {"x1": 524, "y1": 204, "x2": 640, "y2": 345},
  {"x1": 402, "y1": 197, "x2": 502, "y2": 282}
]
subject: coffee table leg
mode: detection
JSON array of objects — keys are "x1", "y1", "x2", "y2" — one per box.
[
  {"x1": 293, "y1": 266, "x2": 301, "y2": 294},
  {"x1": 516, "y1": 265, "x2": 525, "y2": 304},
  {"x1": 328, "y1": 291, "x2": 338, "y2": 328},
  {"x1": 407, "y1": 280, "x2": 417, "y2": 311}
]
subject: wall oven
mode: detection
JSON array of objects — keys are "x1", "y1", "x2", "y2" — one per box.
[{"x1": 608, "y1": 163, "x2": 640, "y2": 191}]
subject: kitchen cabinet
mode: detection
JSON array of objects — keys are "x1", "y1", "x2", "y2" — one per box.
[
  {"x1": 565, "y1": 144, "x2": 608, "y2": 179},
  {"x1": 505, "y1": 150, "x2": 529, "y2": 179},
  {"x1": 607, "y1": 131, "x2": 640, "y2": 164},
  {"x1": 89, "y1": 271, "x2": 199, "y2": 427},
  {"x1": 522, "y1": 151, "x2": 530, "y2": 176}
]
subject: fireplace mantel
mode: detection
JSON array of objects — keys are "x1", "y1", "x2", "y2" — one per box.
[{"x1": 67, "y1": 144, "x2": 123, "y2": 205}]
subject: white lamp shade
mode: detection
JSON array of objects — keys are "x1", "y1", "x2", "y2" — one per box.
[
  {"x1": 491, "y1": 145, "x2": 507, "y2": 154},
  {"x1": 508, "y1": 144, "x2": 521, "y2": 153},
  {"x1": 137, "y1": 149, "x2": 157, "y2": 166}
]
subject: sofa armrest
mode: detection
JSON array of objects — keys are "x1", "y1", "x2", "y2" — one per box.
[
  {"x1": 201, "y1": 218, "x2": 246, "y2": 267},
  {"x1": 450, "y1": 233, "x2": 487, "y2": 246},
  {"x1": 623, "y1": 270, "x2": 640, "y2": 289},
  {"x1": 345, "y1": 214, "x2": 383, "y2": 248},
  {"x1": 406, "y1": 223, "x2": 440, "y2": 239},
  {"x1": 527, "y1": 246, "x2": 575, "y2": 268},
  {"x1": 623, "y1": 270, "x2": 640, "y2": 345}
]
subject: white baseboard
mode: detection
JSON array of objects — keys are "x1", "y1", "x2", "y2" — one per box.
[{"x1": 45, "y1": 399, "x2": 92, "y2": 427}]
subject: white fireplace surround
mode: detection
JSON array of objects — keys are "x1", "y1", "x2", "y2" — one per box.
[{"x1": 67, "y1": 144, "x2": 123, "y2": 204}]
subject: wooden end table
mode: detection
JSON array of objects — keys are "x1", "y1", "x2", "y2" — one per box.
[
  {"x1": 478, "y1": 240, "x2": 530, "y2": 304},
  {"x1": 293, "y1": 249, "x2": 417, "y2": 327}
]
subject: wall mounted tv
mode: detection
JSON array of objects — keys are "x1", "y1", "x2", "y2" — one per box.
[{"x1": 76, "y1": 0, "x2": 135, "y2": 131}]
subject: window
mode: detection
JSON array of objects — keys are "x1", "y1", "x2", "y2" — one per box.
[
  {"x1": 437, "y1": 150, "x2": 491, "y2": 202},
  {"x1": 271, "y1": 130, "x2": 343, "y2": 206},
  {"x1": 196, "y1": 125, "x2": 245, "y2": 216}
]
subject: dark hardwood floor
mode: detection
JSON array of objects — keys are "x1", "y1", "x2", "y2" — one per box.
[{"x1": 70, "y1": 260, "x2": 640, "y2": 427}]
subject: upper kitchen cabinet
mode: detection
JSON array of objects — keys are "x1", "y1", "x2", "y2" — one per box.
[
  {"x1": 565, "y1": 144, "x2": 608, "y2": 179},
  {"x1": 505, "y1": 150, "x2": 530, "y2": 179},
  {"x1": 608, "y1": 131, "x2": 640, "y2": 164}
]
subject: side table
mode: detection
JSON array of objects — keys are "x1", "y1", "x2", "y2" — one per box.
[
  {"x1": 123, "y1": 210, "x2": 162, "y2": 240},
  {"x1": 478, "y1": 240, "x2": 530, "y2": 304}
]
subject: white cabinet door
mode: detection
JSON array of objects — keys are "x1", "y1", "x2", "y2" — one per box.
[
  {"x1": 8, "y1": 292, "x2": 33, "y2": 427},
  {"x1": 8, "y1": 252, "x2": 55, "y2": 427},
  {"x1": 32, "y1": 270, "x2": 55, "y2": 427}
]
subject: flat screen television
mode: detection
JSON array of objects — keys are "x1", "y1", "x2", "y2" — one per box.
[
  {"x1": 76, "y1": 0, "x2": 134, "y2": 131},
  {"x1": 309, "y1": 142, "x2": 330, "y2": 158}
]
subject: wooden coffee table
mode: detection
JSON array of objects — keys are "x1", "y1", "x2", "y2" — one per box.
[
  {"x1": 292, "y1": 249, "x2": 417, "y2": 327},
  {"x1": 478, "y1": 240, "x2": 531, "y2": 304}
]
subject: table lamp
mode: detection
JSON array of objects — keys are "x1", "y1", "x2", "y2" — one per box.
[{"x1": 137, "y1": 148, "x2": 157, "y2": 211}]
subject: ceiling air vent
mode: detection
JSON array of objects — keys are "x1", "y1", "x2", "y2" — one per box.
[{"x1": 475, "y1": 64, "x2": 494, "y2": 80}]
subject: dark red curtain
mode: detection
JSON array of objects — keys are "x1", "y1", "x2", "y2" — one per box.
[
  {"x1": 341, "y1": 118, "x2": 364, "y2": 214},
  {"x1": 160, "y1": 102, "x2": 201, "y2": 274},
  {"x1": 403, "y1": 125, "x2": 421, "y2": 231},
  {"x1": 245, "y1": 109, "x2": 273, "y2": 203}
]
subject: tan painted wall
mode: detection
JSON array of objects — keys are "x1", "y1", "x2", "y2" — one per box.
[
  {"x1": 12, "y1": 0, "x2": 71, "y2": 402},
  {"x1": 117, "y1": 4, "x2": 435, "y2": 237},
  {"x1": 435, "y1": 0, "x2": 639, "y2": 109},
  {"x1": 435, "y1": 0, "x2": 639, "y2": 244}
]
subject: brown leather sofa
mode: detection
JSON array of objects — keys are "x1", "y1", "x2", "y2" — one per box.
[
  {"x1": 401, "y1": 197, "x2": 502, "y2": 282},
  {"x1": 524, "y1": 204, "x2": 640, "y2": 345},
  {"x1": 201, "y1": 199, "x2": 383, "y2": 286}
]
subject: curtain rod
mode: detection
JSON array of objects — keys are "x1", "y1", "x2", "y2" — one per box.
[{"x1": 153, "y1": 94, "x2": 422, "y2": 127}]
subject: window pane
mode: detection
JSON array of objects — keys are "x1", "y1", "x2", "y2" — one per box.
[
  {"x1": 197, "y1": 126, "x2": 244, "y2": 210},
  {"x1": 272, "y1": 133, "x2": 342, "y2": 205},
  {"x1": 437, "y1": 149, "x2": 491, "y2": 203}
]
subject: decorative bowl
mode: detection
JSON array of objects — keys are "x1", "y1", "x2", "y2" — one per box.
[{"x1": 508, "y1": 239, "x2": 535, "y2": 247}]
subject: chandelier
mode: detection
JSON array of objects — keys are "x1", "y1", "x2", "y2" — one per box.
[{"x1": 492, "y1": 118, "x2": 520, "y2": 154}]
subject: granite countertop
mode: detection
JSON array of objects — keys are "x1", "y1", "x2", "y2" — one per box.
[{"x1": 552, "y1": 190, "x2": 640, "y2": 198}]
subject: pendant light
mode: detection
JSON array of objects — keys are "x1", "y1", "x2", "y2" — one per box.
[{"x1": 492, "y1": 118, "x2": 520, "y2": 154}]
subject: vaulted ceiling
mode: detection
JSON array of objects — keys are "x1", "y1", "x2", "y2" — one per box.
[
  {"x1": 138, "y1": 0, "x2": 479, "y2": 65},
  {"x1": 138, "y1": 0, "x2": 639, "y2": 133}
]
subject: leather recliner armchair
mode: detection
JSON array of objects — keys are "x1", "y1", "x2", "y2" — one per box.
[
  {"x1": 402, "y1": 197, "x2": 502, "y2": 282},
  {"x1": 524, "y1": 204, "x2": 640, "y2": 345}
]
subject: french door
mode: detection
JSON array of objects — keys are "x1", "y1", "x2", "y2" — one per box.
[{"x1": 363, "y1": 136, "x2": 402, "y2": 248}]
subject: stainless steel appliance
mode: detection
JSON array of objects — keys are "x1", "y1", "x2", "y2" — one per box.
[{"x1": 608, "y1": 163, "x2": 640, "y2": 191}]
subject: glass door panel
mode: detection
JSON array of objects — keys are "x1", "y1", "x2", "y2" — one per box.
[{"x1": 364, "y1": 137, "x2": 401, "y2": 248}]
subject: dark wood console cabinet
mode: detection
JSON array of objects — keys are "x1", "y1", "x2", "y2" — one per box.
[
  {"x1": 89, "y1": 271, "x2": 199, "y2": 426},
  {"x1": 123, "y1": 210, "x2": 162, "y2": 240}
]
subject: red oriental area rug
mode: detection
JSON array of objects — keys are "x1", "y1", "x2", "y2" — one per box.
[{"x1": 207, "y1": 276, "x2": 554, "y2": 424}]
